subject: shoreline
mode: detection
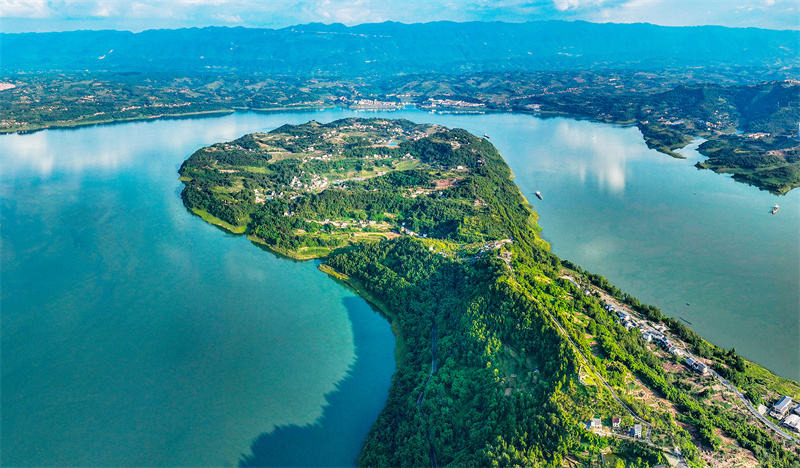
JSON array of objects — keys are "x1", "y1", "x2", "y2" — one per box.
[
  {"x1": 0, "y1": 104, "x2": 342, "y2": 136},
  {"x1": 318, "y1": 264, "x2": 408, "y2": 368},
  {"x1": 6, "y1": 102, "x2": 795, "y2": 194},
  {"x1": 183, "y1": 203, "x2": 408, "y2": 367},
  {"x1": 178, "y1": 120, "x2": 797, "y2": 385},
  {"x1": 1, "y1": 109, "x2": 236, "y2": 135},
  {"x1": 177, "y1": 118, "x2": 799, "y2": 464}
]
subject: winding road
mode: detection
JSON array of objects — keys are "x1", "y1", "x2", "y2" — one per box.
[
  {"x1": 709, "y1": 368, "x2": 799, "y2": 443},
  {"x1": 540, "y1": 305, "x2": 654, "y2": 444},
  {"x1": 577, "y1": 276, "x2": 800, "y2": 445}
]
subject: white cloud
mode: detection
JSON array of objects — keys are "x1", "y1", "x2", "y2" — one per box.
[
  {"x1": 553, "y1": 0, "x2": 602, "y2": 12},
  {"x1": 213, "y1": 13, "x2": 243, "y2": 23},
  {"x1": 303, "y1": 0, "x2": 385, "y2": 24},
  {"x1": 92, "y1": 3, "x2": 115, "y2": 17},
  {"x1": 0, "y1": 0, "x2": 49, "y2": 18},
  {"x1": 620, "y1": 0, "x2": 654, "y2": 9},
  {"x1": 0, "y1": 0, "x2": 795, "y2": 31},
  {"x1": 553, "y1": 0, "x2": 581, "y2": 11}
]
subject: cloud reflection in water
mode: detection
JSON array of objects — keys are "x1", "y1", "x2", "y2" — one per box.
[{"x1": 543, "y1": 119, "x2": 646, "y2": 195}]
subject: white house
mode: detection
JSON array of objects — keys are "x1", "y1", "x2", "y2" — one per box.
[
  {"x1": 770, "y1": 396, "x2": 794, "y2": 419},
  {"x1": 782, "y1": 414, "x2": 800, "y2": 434}
]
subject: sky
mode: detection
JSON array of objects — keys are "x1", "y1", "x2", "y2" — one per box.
[{"x1": 1, "y1": 0, "x2": 797, "y2": 33}]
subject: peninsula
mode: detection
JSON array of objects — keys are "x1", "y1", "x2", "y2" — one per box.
[{"x1": 180, "y1": 118, "x2": 800, "y2": 467}]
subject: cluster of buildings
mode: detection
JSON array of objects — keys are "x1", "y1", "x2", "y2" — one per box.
[
  {"x1": 606, "y1": 302, "x2": 712, "y2": 375},
  {"x1": 769, "y1": 396, "x2": 800, "y2": 434},
  {"x1": 399, "y1": 225, "x2": 417, "y2": 237},
  {"x1": 420, "y1": 98, "x2": 485, "y2": 109},
  {"x1": 480, "y1": 239, "x2": 512, "y2": 252},
  {"x1": 684, "y1": 357, "x2": 709, "y2": 376},
  {"x1": 586, "y1": 417, "x2": 643, "y2": 439},
  {"x1": 289, "y1": 174, "x2": 329, "y2": 192},
  {"x1": 253, "y1": 188, "x2": 273, "y2": 204},
  {"x1": 656, "y1": 335, "x2": 686, "y2": 358},
  {"x1": 339, "y1": 97, "x2": 404, "y2": 109},
  {"x1": 305, "y1": 153, "x2": 332, "y2": 161}
]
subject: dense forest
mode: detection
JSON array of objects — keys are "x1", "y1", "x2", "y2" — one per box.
[{"x1": 181, "y1": 118, "x2": 800, "y2": 467}]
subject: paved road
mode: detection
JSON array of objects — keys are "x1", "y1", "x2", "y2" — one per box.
[
  {"x1": 526, "y1": 277, "x2": 702, "y2": 465},
  {"x1": 540, "y1": 303, "x2": 654, "y2": 444},
  {"x1": 709, "y1": 368, "x2": 799, "y2": 444},
  {"x1": 581, "y1": 277, "x2": 800, "y2": 445}
]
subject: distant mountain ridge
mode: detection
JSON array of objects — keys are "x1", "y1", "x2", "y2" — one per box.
[{"x1": 2, "y1": 21, "x2": 798, "y2": 75}]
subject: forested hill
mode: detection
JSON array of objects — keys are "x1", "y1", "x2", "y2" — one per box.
[
  {"x1": 3, "y1": 21, "x2": 798, "y2": 75},
  {"x1": 180, "y1": 118, "x2": 800, "y2": 467}
]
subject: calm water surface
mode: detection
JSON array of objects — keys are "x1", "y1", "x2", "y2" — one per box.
[
  {"x1": 489, "y1": 117, "x2": 799, "y2": 381},
  {"x1": 1, "y1": 113, "x2": 395, "y2": 466},
  {"x1": 2, "y1": 109, "x2": 797, "y2": 465},
  {"x1": 365, "y1": 109, "x2": 798, "y2": 381}
]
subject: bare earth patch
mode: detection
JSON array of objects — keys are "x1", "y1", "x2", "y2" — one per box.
[
  {"x1": 699, "y1": 430, "x2": 759, "y2": 468},
  {"x1": 433, "y1": 177, "x2": 463, "y2": 189}
]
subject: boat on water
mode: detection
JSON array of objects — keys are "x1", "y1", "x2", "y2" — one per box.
[
  {"x1": 535, "y1": 191, "x2": 543, "y2": 200},
  {"x1": 772, "y1": 204, "x2": 779, "y2": 214},
  {"x1": 484, "y1": 134, "x2": 490, "y2": 139}
]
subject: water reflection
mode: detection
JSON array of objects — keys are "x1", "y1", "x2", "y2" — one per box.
[
  {"x1": 0, "y1": 113, "x2": 381, "y2": 466},
  {"x1": 501, "y1": 122, "x2": 799, "y2": 381},
  {"x1": 0, "y1": 113, "x2": 304, "y2": 178},
  {"x1": 546, "y1": 120, "x2": 645, "y2": 195},
  {"x1": 0, "y1": 131, "x2": 129, "y2": 176},
  {"x1": 2, "y1": 108, "x2": 797, "y2": 467}
]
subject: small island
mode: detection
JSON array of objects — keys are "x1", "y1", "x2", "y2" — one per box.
[{"x1": 180, "y1": 118, "x2": 800, "y2": 467}]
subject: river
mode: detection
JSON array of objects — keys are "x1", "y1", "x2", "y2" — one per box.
[{"x1": 1, "y1": 108, "x2": 796, "y2": 466}]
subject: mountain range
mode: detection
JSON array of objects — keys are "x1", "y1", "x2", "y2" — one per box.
[{"x1": 3, "y1": 21, "x2": 798, "y2": 75}]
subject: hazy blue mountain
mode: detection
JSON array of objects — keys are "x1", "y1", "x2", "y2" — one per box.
[{"x1": 2, "y1": 21, "x2": 798, "y2": 75}]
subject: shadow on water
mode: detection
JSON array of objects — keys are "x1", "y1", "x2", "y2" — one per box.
[{"x1": 238, "y1": 296, "x2": 396, "y2": 468}]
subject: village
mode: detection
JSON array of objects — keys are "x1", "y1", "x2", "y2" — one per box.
[
  {"x1": 769, "y1": 395, "x2": 800, "y2": 435},
  {"x1": 563, "y1": 275, "x2": 800, "y2": 466}
]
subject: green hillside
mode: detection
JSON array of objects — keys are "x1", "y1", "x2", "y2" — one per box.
[{"x1": 181, "y1": 118, "x2": 800, "y2": 467}]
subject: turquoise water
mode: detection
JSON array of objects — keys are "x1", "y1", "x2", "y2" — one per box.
[
  {"x1": 1, "y1": 109, "x2": 797, "y2": 466},
  {"x1": 342, "y1": 108, "x2": 798, "y2": 381},
  {"x1": 0, "y1": 114, "x2": 395, "y2": 466},
  {"x1": 483, "y1": 117, "x2": 799, "y2": 382}
]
